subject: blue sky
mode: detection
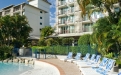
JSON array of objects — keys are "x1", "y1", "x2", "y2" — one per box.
[{"x1": 0, "y1": 0, "x2": 56, "y2": 26}]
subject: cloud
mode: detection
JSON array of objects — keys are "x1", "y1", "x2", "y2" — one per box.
[
  {"x1": 50, "y1": 12, "x2": 56, "y2": 26},
  {"x1": 50, "y1": 11, "x2": 56, "y2": 17},
  {"x1": 48, "y1": 0, "x2": 56, "y2": 8},
  {"x1": 48, "y1": 0, "x2": 56, "y2": 26},
  {"x1": 50, "y1": 23, "x2": 55, "y2": 27}
]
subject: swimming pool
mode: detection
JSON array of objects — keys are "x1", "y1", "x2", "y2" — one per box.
[{"x1": 0, "y1": 62, "x2": 34, "y2": 75}]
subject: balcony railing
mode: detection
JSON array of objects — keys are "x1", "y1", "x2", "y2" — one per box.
[
  {"x1": 58, "y1": 20, "x2": 74, "y2": 25},
  {"x1": 82, "y1": 17, "x2": 90, "y2": 21},
  {"x1": 58, "y1": 10, "x2": 74, "y2": 15},
  {"x1": 59, "y1": 30, "x2": 75, "y2": 34},
  {"x1": 58, "y1": 1, "x2": 66, "y2": 6},
  {"x1": 83, "y1": 29, "x2": 93, "y2": 32},
  {"x1": 58, "y1": 21, "x2": 67, "y2": 24},
  {"x1": 58, "y1": 0, "x2": 75, "y2": 6},
  {"x1": 4, "y1": 10, "x2": 10, "y2": 15}
]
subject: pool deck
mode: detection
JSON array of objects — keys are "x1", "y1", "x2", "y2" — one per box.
[{"x1": 39, "y1": 59, "x2": 81, "y2": 75}]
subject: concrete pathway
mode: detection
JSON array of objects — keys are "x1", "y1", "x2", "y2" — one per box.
[{"x1": 39, "y1": 59, "x2": 81, "y2": 75}]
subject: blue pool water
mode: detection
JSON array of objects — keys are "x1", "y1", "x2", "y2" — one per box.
[{"x1": 0, "y1": 62, "x2": 34, "y2": 75}]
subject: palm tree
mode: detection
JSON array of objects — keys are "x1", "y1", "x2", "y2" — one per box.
[
  {"x1": 90, "y1": 16, "x2": 121, "y2": 56},
  {"x1": 77, "y1": 0, "x2": 121, "y2": 57},
  {"x1": 77, "y1": 0, "x2": 119, "y2": 14}
]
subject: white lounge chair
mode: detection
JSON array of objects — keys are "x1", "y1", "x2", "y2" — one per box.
[
  {"x1": 78, "y1": 55, "x2": 101, "y2": 68},
  {"x1": 118, "y1": 72, "x2": 121, "y2": 75},
  {"x1": 79, "y1": 57, "x2": 108, "y2": 75},
  {"x1": 60, "y1": 52, "x2": 73, "y2": 62},
  {"x1": 76, "y1": 54, "x2": 96, "y2": 66},
  {"x1": 66, "y1": 52, "x2": 81, "y2": 63},
  {"x1": 73, "y1": 53, "x2": 90, "y2": 64},
  {"x1": 96, "y1": 59, "x2": 116, "y2": 75},
  {"x1": 80, "y1": 58, "x2": 117, "y2": 75}
]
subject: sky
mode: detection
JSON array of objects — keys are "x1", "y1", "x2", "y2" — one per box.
[{"x1": 0, "y1": 0, "x2": 56, "y2": 26}]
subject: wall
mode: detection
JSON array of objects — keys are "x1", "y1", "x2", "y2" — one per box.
[
  {"x1": 24, "y1": 5, "x2": 45, "y2": 37},
  {"x1": 29, "y1": 0, "x2": 50, "y2": 27}
]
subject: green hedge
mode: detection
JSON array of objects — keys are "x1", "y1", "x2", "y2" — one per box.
[{"x1": 32, "y1": 45, "x2": 97, "y2": 56}]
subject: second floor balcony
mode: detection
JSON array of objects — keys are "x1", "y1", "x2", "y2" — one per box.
[
  {"x1": 58, "y1": 1, "x2": 66, "y2": 6},
  {"x1": 58, "y1": 11, "x2": 74, "y2": 16},
  {"x1": 4, "y1": 9, "x2": 10, "y2": 15},
  {"x1": 58, "y1": 20, "x2": 74, "y2": 25},
  {"x1": 58, "y1": 0, "x2": 75, "y2": 8}
]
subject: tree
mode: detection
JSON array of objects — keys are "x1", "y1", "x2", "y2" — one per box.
[
  {"x1": 77, "y1": 0, "x2": 120, "y2": 24},
  {"x1": 78, "y1": 34, "x2": 91, "y2": 45},
  {"x1": 40, "y1": 26, "x2": 54, "y2": 37},
  {"x1": 77, "y1": 0, "x2": 121, "y2": 57},
  {"x1": 38, "y1": 26, "x2": 54, "y2": 46},
  {"x1": 62, "y1": 38, "x2": 74, "y2": 46},
  {"x1": 45, "y1": 38, "x2": 58, "y2": 46},
  {"x1": 11, "y1": 14, "x2": 32, "y2": 45},
  {"x1": 89, "y1": 16, "x2": 121, "y2": 56},
  {"x1": 0, "y1": 14, "x2": 32, "y2": 46}
]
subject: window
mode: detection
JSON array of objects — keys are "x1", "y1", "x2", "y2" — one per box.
[
  {"x1": 83, "y1": 23, "x2": 93, "y2": 32},
  {"x1": 40, "y1": 17, "x2": 42, "y2": 19},
  {"x1": 40, "y1": 11, "x2": 42, "y2": 13},
  {"x1": 40, "y1": 22, "x2": 42, "y2": 25},
  {"x1": 114, "y1": 7, "x2": 120, "y2": 12}
]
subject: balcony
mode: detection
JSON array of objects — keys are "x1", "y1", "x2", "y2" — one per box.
[
  {"x1": 59, "y1": 29, "x2": 75, "y2": 34},
  {"x1": 58, "y1": 11, "x2": 66, "y2": 15},
  {"x1": 58, "y1": 1, "x2": 67, "y2": 8},
  {"x1": 58, "y1": 21, "x2": 67, "y2": 26},
  {"x1": 82, "y1": 17, "x2": 92, "y2": 23},
  {"x1": 58, "y1": 10, "x2": 74, "y2": 17},
  {"x1": 58, "y1": 1, "x2": 66, "y2": 6},
  {"x1": 83, "y1": 28, "x2": 93, "y2": 32},
  {"x1": 13, "y1": 6, "x2": 21, "y2": 12},
  {"x1": 4, "y1": 9, "x2": 10, "y2": 15},
  {"x1": 58, "y1": 1, "x2": 75, "y2": 8},
  {"x1": 68, "y1": 0, "x2": 75, "y2": 6},
  {"x1": 58, "y1": 13, "x2": 67, "y2": 17},
  {"x1": 67, "y1": 21, "x2": 74, "y2": 25},
  {"x1": 58, "y1": 20, "x2": 74, "y2": 26},
  {"x1": 57, "y1": 31, "x2": 93, "y2": 37}
]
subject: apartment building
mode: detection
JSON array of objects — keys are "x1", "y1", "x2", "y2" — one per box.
[
  {"x1": 55, "y1": 0, "x2": 104, "y2": 40},
  {"x1": 0, "y1": 0, "x2": 51, "y2": 39}
]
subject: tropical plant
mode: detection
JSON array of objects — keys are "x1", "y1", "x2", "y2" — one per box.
[
  {"x1": 11, "y1": 14, "x2": 32, "y2": 45},
  {"x1": 77, "y1": 0, "x2": 121, "y2": 57},
  {"x1": 0, "y1": 45, "x2": 13, "y2": 60},
  {"x1": 78, "y1": 34, "x2": 91, "y2": 45},
  {"x1": 77, "y1": 0, "x2": 119, "y2": 18},
  {"x1": 40, "y1": 26, "x2": 54, "y2": 37},
  {"x1": 38, "y1": 37, "x2": 46, "y2": 46},
  {"x1": 62, "y1": 38, "x2": 74, "y2": 46},
  {"x1": 0, "y1": 14, "x2": 32, "y2": 46},
  {"x1": 45, "y1": 38, "x2": 58, "y2": 46},
  {"x1": 39, "y1": 26, "x2": 55, "y2": 46},
  {"x1": 89, "y1": 16, "x2": 121, "y2": 56}
]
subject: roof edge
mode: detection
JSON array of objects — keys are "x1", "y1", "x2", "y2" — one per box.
[{"x1": 43, "y1": 0, "x2": 51, "y2": 5}]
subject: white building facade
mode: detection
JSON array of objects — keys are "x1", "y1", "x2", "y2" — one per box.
[
  {"x1": 0, "y1": 0, "x2": 51, "y2": 39},
  {"x1": 55, "y1": 0, "x2": 104, "y2": 38}
]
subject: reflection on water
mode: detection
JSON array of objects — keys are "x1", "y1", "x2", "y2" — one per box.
[{"x1": 0, "y1": 62, "x2": 34, "y2": 75}]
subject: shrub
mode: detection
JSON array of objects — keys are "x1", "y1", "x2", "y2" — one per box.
[
  {"x1": 78, "y1": 34, "x2": 91, "y2": 45},
  {"x1": 0, "y1": 45, "x2": 13, "y2": 60}
]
